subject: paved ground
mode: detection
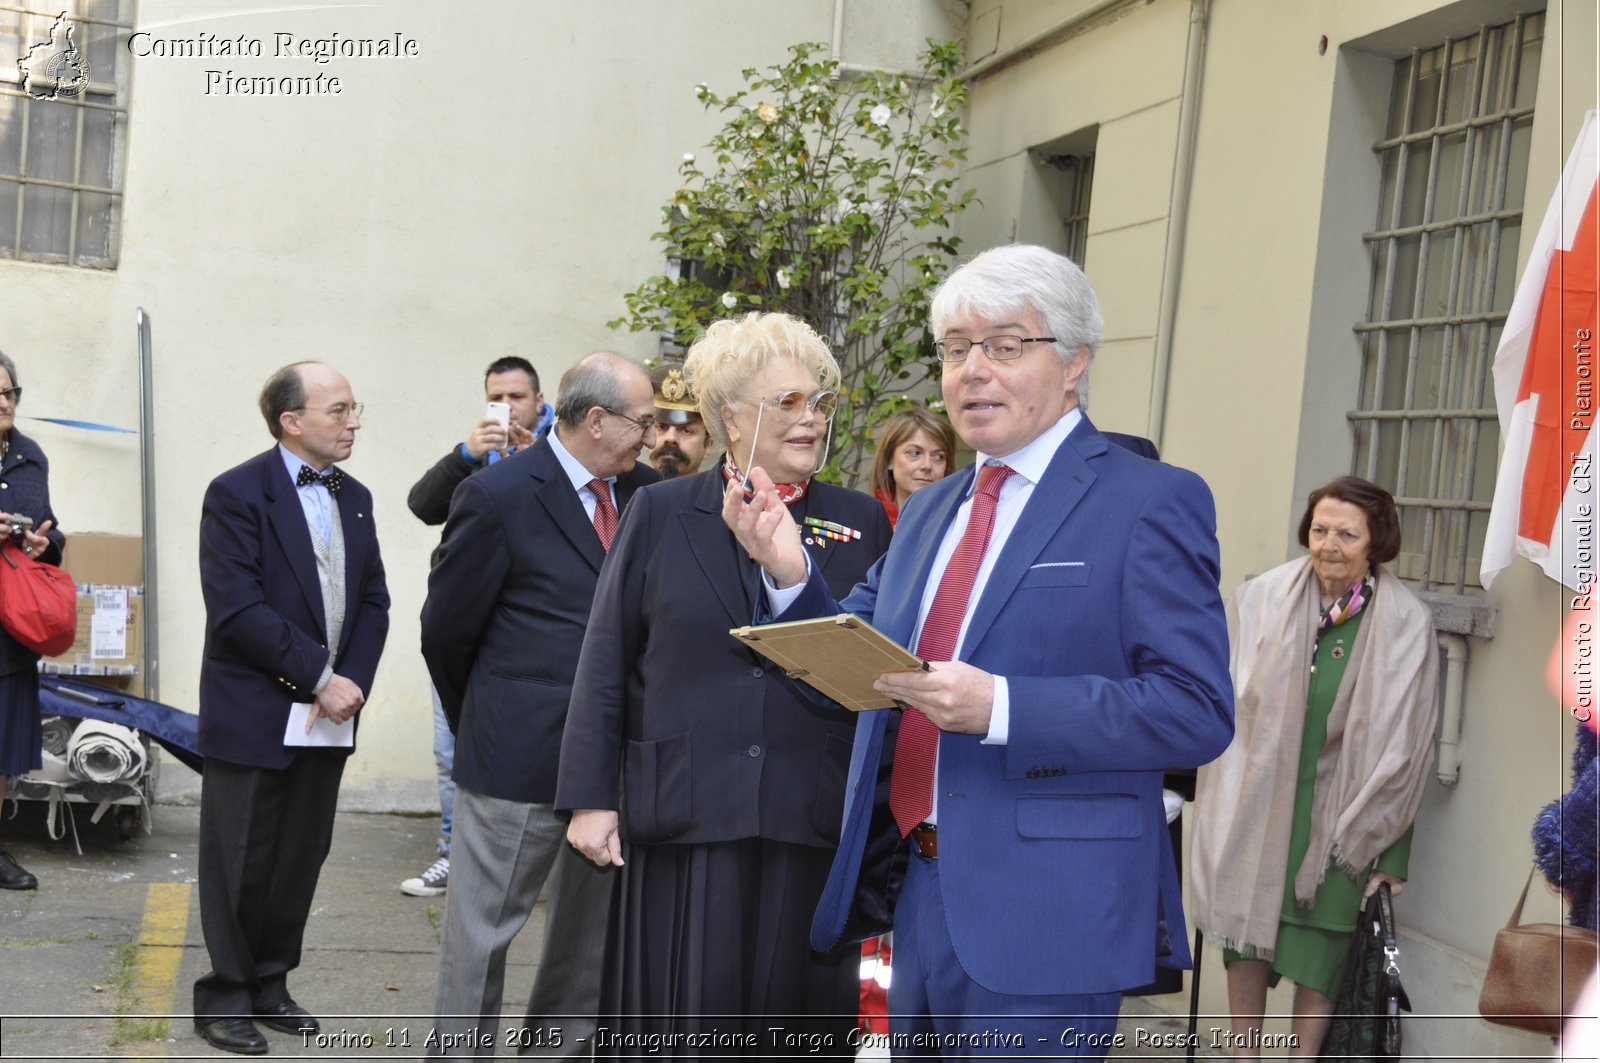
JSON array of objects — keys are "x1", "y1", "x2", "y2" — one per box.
[{"x1": 0, "y1": 782, "x2": 1225, "y2": 1061}]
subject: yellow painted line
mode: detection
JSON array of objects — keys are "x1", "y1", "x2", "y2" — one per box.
[{"x1": 129, "y1": 881, "x2": 190, "y2": 1062}]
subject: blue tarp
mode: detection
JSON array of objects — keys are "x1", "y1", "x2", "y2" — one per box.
[{"x1": 38, "y1": 677, "x2": 203, "y2": 774}]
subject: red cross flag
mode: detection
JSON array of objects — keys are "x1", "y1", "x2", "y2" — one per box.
[{"x1": 1482, "y1": 110, "x2": 1599, "y2": 593}]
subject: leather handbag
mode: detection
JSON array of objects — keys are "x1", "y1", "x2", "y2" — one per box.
[
  {"x1": 0, "y1": 538, "x2": 76, "y2": 657},
  {"x1": 1479, "y1": 869, "x2": 1600, "y2": 1034},
  {"x1": 1320, "y1": 881, "x2": 1410, "y2": 1063}
]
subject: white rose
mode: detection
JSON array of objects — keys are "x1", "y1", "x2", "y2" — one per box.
[
  {"x1": 721, "y1": 292, "x2": 738, "y2": 310},
  {"x1": 870, "y1": 103, "x2": 891, "y2": 126},
  {"x1": 682, "y1": 152, "x2": 695, "y2": 163},
  {"x1": 776, "y1": 268, "x2": 792, "y2": 290}
]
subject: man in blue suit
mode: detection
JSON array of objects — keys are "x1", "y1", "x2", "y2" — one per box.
[
  {"x1": 725, "y1": 244, "x2": 1233, "y2": 1058},
  {"x1": 193, "y1": 362, "x2": 390, "y2": 1055}
]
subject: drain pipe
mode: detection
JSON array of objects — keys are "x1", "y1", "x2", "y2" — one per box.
[
  {"x1": 831, "y1": 0, "x2": 846, "y2": 70},
  {"x1": 1146, "y1": 0, "x2": 1211, "y2": 451},
  {"x1": 1435, "y1": 634, "x2": 1468, "y2": 785},
  {"x1": 829, "y1": 0, "x2": 936, "y2": 82}
]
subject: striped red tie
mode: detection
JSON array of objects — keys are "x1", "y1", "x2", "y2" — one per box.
[
  {"x1": 589, "y1": 479, "x2": 618, "y2": 550},
  {"x1": 889, "y1": 462, "x2": 1014, "y2": 836}
]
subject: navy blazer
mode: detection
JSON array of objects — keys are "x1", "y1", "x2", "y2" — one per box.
[
  {"x1": 555, "y1": 469, "x2": 892, "y2": 846},
  {"x1": 420, "y1": 437, "x2": 657, "y2": 805},
  {"x1": 197, "y1": 448, "x2": 390, "y2": 770},
  {"x1": 799, "y1": 418, "x2": 1233, "y2": 996},
  {"x1": 0, "y1": 429, "x2": 66, "y2": 677}
]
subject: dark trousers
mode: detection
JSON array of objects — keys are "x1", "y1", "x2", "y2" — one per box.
[{"x1": 192, "y1": 750, "x2": 345, "y2": 1018}]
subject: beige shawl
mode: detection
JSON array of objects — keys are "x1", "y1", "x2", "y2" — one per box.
[{"x1": 1190, "y1": 557, "x2": 1439, "y2": 957}]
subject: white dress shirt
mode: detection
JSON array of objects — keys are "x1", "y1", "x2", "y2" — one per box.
[
  {"x1": 766, "y1": 409, "x2": 1084, "y2": 821},
  {"x1": 546, "y1": 427, "x2": 618, "y2": 519},
  {"x1": 277, "y1": 444, "x2": 335, "y2": 545}
]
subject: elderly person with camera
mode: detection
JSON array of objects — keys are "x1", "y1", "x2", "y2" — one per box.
[
  {"x1": 557, "y1": 312, "x2": 891, "y2": 1055},
  {"x1": 1192, "y1": 475, "x2": 1438, "y2": 1059},
  {"x1": 0, "y1": 350, "x2": 65, "y2": 892}
]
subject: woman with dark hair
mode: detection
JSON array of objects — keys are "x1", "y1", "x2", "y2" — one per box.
[
  {"x1": 1192, "y1": 475, "x2": 1439, "y2": 1059},
  {"x1": 868, "y1": 407, "x2": 957, "y2": 528},
  {"x1": 0, "y1": 349, "x2": 65, "y2": 891}
]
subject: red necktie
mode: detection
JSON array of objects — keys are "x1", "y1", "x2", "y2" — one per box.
[
  {"x1": 589, "y1": 479, "x2": 618, "y2": 550},
  {"x1": 889, "y1": 462, "x2": 1014, "y2": 836}
]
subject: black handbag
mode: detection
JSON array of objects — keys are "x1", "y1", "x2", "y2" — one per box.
[{"x1": 1319, "y1": 882, "x2": 1411, "y2": 1062}]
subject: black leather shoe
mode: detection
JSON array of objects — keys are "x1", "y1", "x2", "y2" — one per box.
[
  {"x1": 255, "y1": 998, "x2": 319, "y2": 1034},
  {"x1": 0, "y1": 851, "x2": 37, "y2": 891},
  {"x1": 194, "y1": 1017, "x2": 268, "y2": 1055}
]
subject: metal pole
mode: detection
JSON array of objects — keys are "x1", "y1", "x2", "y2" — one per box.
[
  {"x1": 1186, "y1": 927, "x2": 1203, "y2": 1062},
  {"x1": 135, "y1": 308, "x2": 157, "y2": 702}
]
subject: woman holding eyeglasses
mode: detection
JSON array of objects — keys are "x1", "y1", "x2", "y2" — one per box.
[
  {"x1": 0, "y1": 351, "x2": 65, "y2": 892},
  {"x1": 557, "y1": 312, "x2": 891, "y2": 1054}
]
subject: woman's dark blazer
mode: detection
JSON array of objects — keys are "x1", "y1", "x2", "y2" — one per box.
[
  {"x1": 556, "y1": 467, "x2": 892, "y2": 849},
  {"x1": 0, "y1": 429, "x2": 65, "y2": 677}
]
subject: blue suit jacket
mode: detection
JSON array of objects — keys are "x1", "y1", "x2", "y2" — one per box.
[
  {"x1": 799, "y1": 418, "x2": 1233, "y2": 995},
  {"x1": 197, "y1": 448, "x2": 390, "y2": 770}
]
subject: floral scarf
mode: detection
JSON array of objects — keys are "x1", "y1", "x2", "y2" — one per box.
[{"x1": 721, "y1": 454, "x2": 808, "y2": 506}]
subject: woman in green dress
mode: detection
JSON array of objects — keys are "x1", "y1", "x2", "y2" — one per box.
[{"x1": 1191, "y1": 476, "x2": 1440, "y2": 1059}]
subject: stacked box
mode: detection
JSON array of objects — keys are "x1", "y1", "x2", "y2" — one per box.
[{"x1": 37, "y1": 532, "x2": 146, "y2": 696}]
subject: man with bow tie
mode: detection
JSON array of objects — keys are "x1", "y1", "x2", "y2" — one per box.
[{"x1": 192, "y1": 361, "x2": 390, "y2": 1056}]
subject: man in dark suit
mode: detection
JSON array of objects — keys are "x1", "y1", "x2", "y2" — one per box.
[
  {"x1": 401, "y1": 355, "x2": 552, "y2": 899},
  {"x1": 726, "y1": 245, "x2": 1234, "y2": 1059},
  {"x1": 421, "y1": 352, "x2": 658, "y2": 1059},
  {"x1": 193, "y1": 362, "x2": 390, "y2": 1055}
]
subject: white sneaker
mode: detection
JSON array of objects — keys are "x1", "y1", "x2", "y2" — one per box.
[{"x1": 401, "y1": 856, "x2": 449, "y2": 897}]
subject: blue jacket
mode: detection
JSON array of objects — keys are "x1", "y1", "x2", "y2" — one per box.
[
  {"x1": 197, "y1": 448, "x2": 390, "y2": 769},
  {"x1": 799, "y1": 418, "x2": 1234, "y2": 995}
]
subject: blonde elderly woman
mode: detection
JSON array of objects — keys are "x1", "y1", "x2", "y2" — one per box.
[
  {"x1": 557, "y1": 313, "x2": 891, "y2": 1054},
  {"x1": 1191, "y1": 475, "x2": 1439, "y2": 1060}
]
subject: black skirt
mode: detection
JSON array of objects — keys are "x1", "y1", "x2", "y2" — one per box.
[
  {"x1": 0, "y1": 668, "x2": 42, "y2": 778},
  {"x1": 596, "y1": 837, "x2": 856, "y2": 1059}
]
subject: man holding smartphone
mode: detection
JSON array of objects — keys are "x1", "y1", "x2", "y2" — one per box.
[{"x1": 402, "y1": 355, "x2": 553, "y2": 898}]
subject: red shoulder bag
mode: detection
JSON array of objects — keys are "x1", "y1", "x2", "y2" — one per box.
[{"x1": 0, "y1": 538, "x2": 77, "y2": 657}]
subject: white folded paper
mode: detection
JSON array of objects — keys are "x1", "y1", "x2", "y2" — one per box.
[{"x1": 284, "y1": 702, "x2": 354, "y2": 748}]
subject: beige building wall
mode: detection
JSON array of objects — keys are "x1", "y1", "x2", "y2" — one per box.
[
  {"x1": 3, "y1": 0, "x2": 960, "y2": 810},
  {"x1": 958, "y1": 0, "x2": 1595, "y2": 1056}
]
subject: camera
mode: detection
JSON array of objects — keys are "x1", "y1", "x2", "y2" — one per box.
[{"x1": 8, "y1": 514, "x2": 33, "y2": 547}]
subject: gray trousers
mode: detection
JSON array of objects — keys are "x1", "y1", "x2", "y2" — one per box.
[{"x1": 429, "y1": 785, "x2": 612, "y2": 1059}]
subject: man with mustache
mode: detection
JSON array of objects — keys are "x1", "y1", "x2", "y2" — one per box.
[{"x1": 647, "y1": 363, "x2": 709, "y2": 479}]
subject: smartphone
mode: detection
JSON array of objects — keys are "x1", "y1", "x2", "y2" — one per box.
[{"x1": 485, "y1": 402, "x2": 511, "y2": 430}]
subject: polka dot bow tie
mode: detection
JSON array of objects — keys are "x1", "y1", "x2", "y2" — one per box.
[{"x1": 296, "y1": 465, "x2": 345, "y2": 494}]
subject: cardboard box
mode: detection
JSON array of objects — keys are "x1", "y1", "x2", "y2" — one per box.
[
  {"x1": 38, "y1": 532, "x2": 146, "y2": 696},
  {"x1": 60, "y1": 533, "x2": 143, "y2": 586}
]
